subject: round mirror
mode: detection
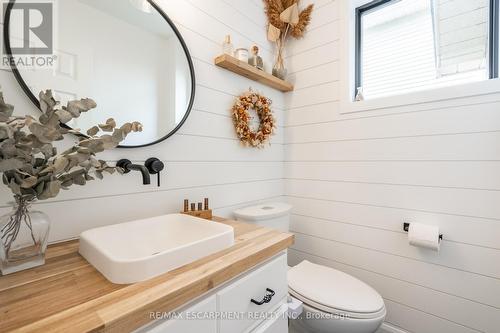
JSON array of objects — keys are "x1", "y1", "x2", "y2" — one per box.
[{"x1": 4, "y1": 0, "x2": 195, "y2": 147}]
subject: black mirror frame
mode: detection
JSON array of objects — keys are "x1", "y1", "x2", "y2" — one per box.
[{"x1": 3, "y1": 0, "x2": 196, "y2": 148}]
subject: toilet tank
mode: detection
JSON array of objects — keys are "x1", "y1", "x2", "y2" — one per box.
[{"x1": 233, "y1": 203, "x2": 292, "y2": 232}]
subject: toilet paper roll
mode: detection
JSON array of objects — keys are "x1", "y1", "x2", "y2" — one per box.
[{"x1": 408, "y1": 223, "x2": 440, "y2": 251}]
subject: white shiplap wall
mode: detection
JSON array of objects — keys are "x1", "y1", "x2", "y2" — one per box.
[
  {"x1": 0, "y1": 0, "x2": 285, "y2": 242},
  {"x1": 284, "y1": 1, "x2": 500, "y2": 332}
]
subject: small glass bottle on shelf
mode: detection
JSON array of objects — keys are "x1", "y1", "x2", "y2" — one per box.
[{"x1": 222, "y1": 35, "x2": 233, "y2": 55}]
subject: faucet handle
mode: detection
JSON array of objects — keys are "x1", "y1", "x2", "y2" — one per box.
[
  {"x1": 116, "y1": 159, "x2": 132, "y2": 173},
  {"x1": 145, "y1": 158, "x2": 164, "y2": 173},
  {"x1": 145, "y1": 158, "x2": 165, "y2": 187}
]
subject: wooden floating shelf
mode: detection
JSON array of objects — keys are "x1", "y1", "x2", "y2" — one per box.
[{"x1": 214, "y1": 54, "x2": 294, "y2": 92}]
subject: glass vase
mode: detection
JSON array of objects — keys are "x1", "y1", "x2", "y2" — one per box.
[
  {"x1": 0, "y1": 196, "x2": 50, "y2": 275},
  {"x1": 272, "y1": 53, "x2": 287, "y2": 80}
]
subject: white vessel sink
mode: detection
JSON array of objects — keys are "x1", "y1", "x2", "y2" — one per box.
[{"x1": 79, "y1": 214, "x2": 234, "y2": 284}]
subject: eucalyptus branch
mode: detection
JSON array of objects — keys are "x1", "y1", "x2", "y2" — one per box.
[{"x1": 0, "y1": 89, "x2": 142, "y2": 200}]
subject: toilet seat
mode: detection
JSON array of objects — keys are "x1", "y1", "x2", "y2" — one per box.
[
  {"x1": 289, "y1": 288, "x2": 386, "y2": 320},
  {"x1": 288, "y1": 261, "x2": 386, "y2": 320}
]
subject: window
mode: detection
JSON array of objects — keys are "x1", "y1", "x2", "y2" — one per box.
[{"x1": 355, "y1": 0, "x2": 499, "y2": 100}]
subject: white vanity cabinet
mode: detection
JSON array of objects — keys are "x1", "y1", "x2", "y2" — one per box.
[
  {"x1": 143, "y1": 295, "x2": 218, "y2": 333},
  {"x1": 137, "y1": 253, "x2": 288, "y2": 333}
]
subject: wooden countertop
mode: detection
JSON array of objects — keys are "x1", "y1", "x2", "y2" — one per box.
[{"x1": 0, "y1": 217, "x2": 294, "y2": 333}]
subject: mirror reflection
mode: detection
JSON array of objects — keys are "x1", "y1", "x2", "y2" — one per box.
[{"x1": 9, "y1": 0, "x2": 195, "y2": 147}]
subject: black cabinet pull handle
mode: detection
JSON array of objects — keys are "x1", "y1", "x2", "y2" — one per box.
[{"x1": 251, "y1": 288, "x2": 275, "y2": 305}]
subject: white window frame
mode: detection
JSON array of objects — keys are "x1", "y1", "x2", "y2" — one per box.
[{"x1": 339, "y1": 0, "x2": 500, "y2": 115}]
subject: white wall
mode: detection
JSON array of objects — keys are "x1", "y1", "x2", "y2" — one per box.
[
  {"x1": 0, "y1": 0, "x2": 285, "y2": 242},
  {"x1": 284, "y1": 0, "x2": 500, "y2": 332}
]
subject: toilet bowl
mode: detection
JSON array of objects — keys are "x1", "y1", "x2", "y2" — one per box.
[
  {"x1": 288, "y1": 260, "x2": 386, "y2": 333},
  {"x1": 234, "y1": 203, "x2": 386, "y2": 333}
]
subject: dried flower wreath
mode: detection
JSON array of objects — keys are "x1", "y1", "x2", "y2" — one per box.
[{"x1": 231, "y1": 91, "x2": 275, "y2": 148}]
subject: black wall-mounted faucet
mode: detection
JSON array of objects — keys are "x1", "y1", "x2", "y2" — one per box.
[
  {"x1": 116, "y1": 159, "x2": 151, "y2": 185},
  {"x1": 117, "y1": 158, "x2": 165, "y2": 186}
]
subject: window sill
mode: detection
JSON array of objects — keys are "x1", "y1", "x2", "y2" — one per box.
[{"x1": 340, "y1": 78, "x2": 500, "y2": 115}]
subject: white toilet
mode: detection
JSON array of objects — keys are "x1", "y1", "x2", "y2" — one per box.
[{"x1": 234, "y1": 203, "x2": 386, "y2": 333}]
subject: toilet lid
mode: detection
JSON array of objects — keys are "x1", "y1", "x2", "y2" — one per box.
[
  {"x1": 234, "y1": 202, "x2": 292, "y2": 221},
  {"x1": 288, "y1": 261, "x2": 384, "y2": 314}
]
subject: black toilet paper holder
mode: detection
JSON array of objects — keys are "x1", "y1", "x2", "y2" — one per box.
[{"x1": 403, "y1": 223, "x2": 443, "y2": 241}]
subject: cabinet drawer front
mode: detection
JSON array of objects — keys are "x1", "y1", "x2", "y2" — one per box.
[
  {"x1": 252, "y1": 303, "x2": 288, "y2": 333},
  {"x1": 218, "y1": 254, "x2": 288, "y2": 333},
  {"x1": 139, "y1": 295, "x2": 217, "y2": 333}
]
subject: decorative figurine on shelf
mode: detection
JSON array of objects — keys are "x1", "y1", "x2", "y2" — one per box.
[
  {"x1": 248, "y1": 45, "x2": 264, "y2": 70},
  {"x1": 222, "y1": 35, "x2": 234, "y2": 55}
]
